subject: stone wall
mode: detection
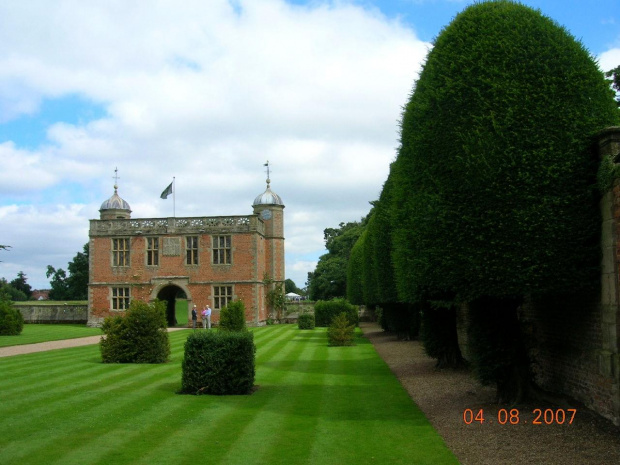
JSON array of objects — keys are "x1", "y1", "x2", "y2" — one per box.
[{"x1": 17, "y1": 305, "x2": 88, "y2": 324}]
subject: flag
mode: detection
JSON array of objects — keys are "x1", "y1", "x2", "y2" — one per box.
[{"x1": 160, "y1": 182, "x2": 173, "y2": 199}]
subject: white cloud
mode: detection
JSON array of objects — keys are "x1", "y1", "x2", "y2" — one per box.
[
  {"x1": 0, "y1": 0, "x2": 430, "y2": 290},
  {"x1": 599, "y1": 48, "x2": 620, "y2": 72},
  {"x1": 0, "y1": 142, "x2": 57, "y2": 193}
]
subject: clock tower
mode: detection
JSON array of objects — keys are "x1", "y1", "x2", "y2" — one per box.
[{"x1": 252, "y1": 162, "x2": 285, "y2": 285}]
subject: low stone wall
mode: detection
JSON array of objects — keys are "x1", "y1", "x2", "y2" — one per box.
[
  {"x1": 283, "y1": 301, "x2": 315, "y2": 322},
  {"x1": 17, "y1": 305, "x2": 88, "y2": 324}
]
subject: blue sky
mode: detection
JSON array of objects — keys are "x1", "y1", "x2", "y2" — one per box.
[{"x1": 0, "y1": 0, "x2": 618, "y2": 291}]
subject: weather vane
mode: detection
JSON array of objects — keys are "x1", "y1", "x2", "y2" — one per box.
[
  {"x1": 264, "y1": 160, "x2": 271, "y2": 185},
  {"x1": 113, "y1": 167, "x2": 120, "y2": 192}
]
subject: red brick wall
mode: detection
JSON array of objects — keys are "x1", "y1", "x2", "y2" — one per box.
[{"x1": 88, "y1": 213, "x2": 283, "y2": 327}]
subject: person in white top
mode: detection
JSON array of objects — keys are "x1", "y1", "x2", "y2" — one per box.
[{"x1": 202, "y1": 305, "x2": 212, "y2": 329}]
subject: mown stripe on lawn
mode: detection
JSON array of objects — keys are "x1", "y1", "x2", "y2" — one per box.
[
  {"x1": 2, "y1": 358, "x2": 183, "y2": 464},
  {"x1": 0, "y1": 326, "x2": 458, "y2": 465},
  {"x1": 221, "y1": 329, "x2": 327, "y2": 465},
  {"x1": 308, "y1": 330, "x2": 459, "y2": 465},
  {"x1": 127, "y1": 325, "x2": 305, "y2": 465}
]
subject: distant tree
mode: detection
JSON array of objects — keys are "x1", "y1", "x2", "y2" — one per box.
[
  {"x1": 284, "y1": 278, "x2": 302, "y2": 295},
  {"x1": 46, "y1": 243, "x2": 89, "y2": 300},
  {"x1": 46, "y1": 266, "x2": 70, "y2": 300},
  {"x1": 308, "y1": 220, "x2": 366, "y2": 301},
  {"x1": 66, "y1": 243, "x2": 89, "y2": 299},
  {"x1": 0, "y1": 278, "x2": 27, "y2": 302},
  {"x1": 10, "y1": 271, "x2": 32, "y2": 300},
  {"x1": 606, "y1": 65, "x2": 620, "y2": 106}
]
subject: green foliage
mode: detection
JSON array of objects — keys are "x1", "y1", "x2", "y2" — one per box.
[
  {"x1": 597, "y1": 152, "x2": 620, "y2": 193},
  {"x1": 285, "y1": 278, "x2": 303, "y2": 295},
  {"x1": 47, "y1": 243, "x2": 89, "y2": 300},
  {"x1": 606, "y1": 65, "x2": 620, "y2": 106},
  {"x1": 308, "y1": 220, "x2": 366, "y2": 301},
  {"x1": 297, "y1": 313, "x2": 315, "y2": 330},
  {"x1": 0, "y1": 278, "x2": 28, "y2": 302},
  {"x1": 219, "y1": 300, "x2": 247, "y2": 332},
  {"x1": 0, "y1": 300, "x2": 24, "y2": 335},
  {"x1": 314, "y1": 298, "x2": 358, "y2": 327},
  {"x1": 419, "y1": 304, "x2": 463, "y2": 368},
  {"x1": 327, "y1": 313, "x2": 355, "y2": 346},
  {"x1": 180, "y1": 330, "x2": 256, "y2": 395},
  {"x1": 100, "y1": 299, "x2": 170, "y2": 363},
  {"x1": 378, "y1": 303, "x2": 420, "y2": 340},
  {"x1": 346, "y1": 232, "x2": 365, "y2": 305},
  {"x1": 264, "y1": 275, "x2": 286, "y2": 321},
  {"x1": 10, "y1": 271, "x2": 32, "y2": 300},
  {"x1": 392, "y1": 1, "x2": 619, "y2": 304}
]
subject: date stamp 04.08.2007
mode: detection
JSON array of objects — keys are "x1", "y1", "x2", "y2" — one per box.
[{"x1": 462, "y1": 408, "x2": 577, "y2": 426}]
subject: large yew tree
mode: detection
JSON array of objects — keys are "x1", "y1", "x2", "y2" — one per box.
[{"x1": 391, "y1": 1, "x2": 619, "y2": 400}]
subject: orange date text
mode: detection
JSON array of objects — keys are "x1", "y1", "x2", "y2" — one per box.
[{"x1": 462, "y1": 408, "x2": 576, "y2": 425}]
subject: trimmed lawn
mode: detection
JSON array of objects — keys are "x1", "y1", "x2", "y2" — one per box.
[
  {"x1": 0, "y1": 324, "x2": 103, "y2": 347},
  {"x1": 0, "y1": 326, "x2": 458, "y2": 465}
]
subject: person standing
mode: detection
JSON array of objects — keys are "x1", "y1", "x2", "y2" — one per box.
[
  {"x1": 191, "y1": 304, "x2": 198, "y2": 329},
  {"x1": 205, "y1": 305, "x2": 212, "y2": 329},
  {"x1": 201, "y1": 306, "x2": 208, "y2": 329}
]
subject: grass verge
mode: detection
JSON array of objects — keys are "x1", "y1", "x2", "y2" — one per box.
[
  {"x1": 0, "y1": 325, "x2": 458, "y2": 465},
  {"x1": 0, "y1": 324, "x2": 102, "y2": 348}
]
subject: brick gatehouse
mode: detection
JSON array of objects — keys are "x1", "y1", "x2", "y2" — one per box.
[{"x1": 87, "y1": 170, "x2": 285, "y2": 327}]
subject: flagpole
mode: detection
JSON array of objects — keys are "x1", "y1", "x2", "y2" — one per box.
[{"x1": 173, "y1": 177, "x2": 176, "y2": 218}]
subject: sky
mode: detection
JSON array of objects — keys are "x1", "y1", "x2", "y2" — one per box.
[{"x1": 0, "y1": 0, "x2": 619, "y2": 291}]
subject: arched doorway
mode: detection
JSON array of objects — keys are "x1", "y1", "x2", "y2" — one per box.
[{"x1": 157, "y1": 285, "x2": 188, "y2": 327}]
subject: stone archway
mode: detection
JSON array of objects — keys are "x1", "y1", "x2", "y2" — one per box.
[{"x1": 156, "y1": 285, "x2": 188, "y2": 327}]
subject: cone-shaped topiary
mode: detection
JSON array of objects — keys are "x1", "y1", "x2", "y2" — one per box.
[{"x1": 219, "y1": 300, "x2": 247, "y2": 332}]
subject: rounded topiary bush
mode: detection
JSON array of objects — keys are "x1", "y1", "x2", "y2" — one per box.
[
  {"x1": 297, "y1": 313, "x2": 315, "y2": 330},
  {"x1": 314, "y1": 298, "x2": 358, "y2": 327},
  {"x1": 181, "y1": 330, "x2": 256, "y2": 395},
  {"x1": 0, "y1": 300, "x2": 24, "y2": 335},
  {"x1": 219, "y1": 300, "x2": 246, "y2": 332},
  {"x1": 100, "y1": 299, "x2": 170, "y2": 363}
]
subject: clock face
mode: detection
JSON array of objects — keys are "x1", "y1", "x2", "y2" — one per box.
[{"x1": 261, "y1": 209, "x2": 272, "y2": 220}]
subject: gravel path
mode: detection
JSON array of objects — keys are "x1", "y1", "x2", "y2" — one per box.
[
  {"x1": 360, "y1": 322, "x2": 620, "y2": 465},
  {"x1": 3, "y1": 324, "x2": 619, "y2": 464}
]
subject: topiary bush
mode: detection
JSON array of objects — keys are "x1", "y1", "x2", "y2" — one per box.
[
  {"x1": 0, "y1": 300, "x2": 24, "y2": 335},
  {"x1": 297, "y1": 313, "x2": 315, "y2": 330},
  {"x1": 219, "y1": 300, "x2": 247, "y2": 332},
  {"x1": 314, "y1": 298, "x2": 358, "y2": 327},
  {"x1": 327, "y1": 312, "x2": 356, "y2": 346},
  {"x1": 100, "y1": 299, "x2": 170, "y2": 363},
  {"x1": 180, "y1": 330, "x2": 256, "y2": 395}
]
